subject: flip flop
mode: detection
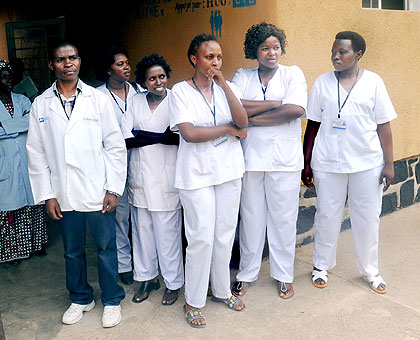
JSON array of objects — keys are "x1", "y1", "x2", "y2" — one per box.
[
  {"x1": 278, "y1": 281, "x2": 294, "y2": 299},
  {"x1": 184, "y1": 305, "x2": 206, "y2": 328},
  {"x1": 132, "y1": 279, "x2": 160, "y2": 303},
  {"x1": 162, "y1": 288, "x2": 179, "y2": 306},
  {"x1": 231, "y1": 281, "x2": 249, "y2": 297},
  {"x1": 211, "y1": 295, "x2": 245, "y2": 311}
]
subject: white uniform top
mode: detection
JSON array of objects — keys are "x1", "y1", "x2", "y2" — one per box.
[
  {"x1": 307, "y1": 70, "x2": 397, "y2": 173},
  {"x1": 169, "y1": 80, "x2": 245, "y2": 191},
  {"x1": 121, "y1": 90, "x2": 180, "y2": 211},
  {"x1": 96, "y1": 82, "x2": 138, "y2": 127},
  {"x1": 26, "y1": 80, "x2": 127, "y2": 212},
  {"x1": 232, "y1": 65, "x2": 307, "y2": 172}
]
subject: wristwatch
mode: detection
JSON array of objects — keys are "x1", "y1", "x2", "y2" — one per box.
[{"x1": 107, "y1": 190, "x2": 121, "y2": 198}]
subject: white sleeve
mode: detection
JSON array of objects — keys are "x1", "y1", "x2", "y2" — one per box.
[
  {"x1": 306, "y1": 77, "x2": 322, "y2": 122},
  {"x1": 169, "y1": 84, "x2": 195, "y2": 131},
  {"x1": 99, "y1": 95, "x2": 127, "y2": 196},
  {"x1": 282, "y1": 65, "x2": 308, "y2": 111},
  {"x1": 374, "y1": 76, "x2": 397, "y2": 124},
  {"x1": 231, "y1": 68, "x2": 245, "y2": 98},
  {"x1": 26, "y1": 98, "x2": 56, "y2": 203}
]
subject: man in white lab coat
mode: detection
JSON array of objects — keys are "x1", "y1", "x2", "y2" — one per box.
[{"x1": 26, "y1": 41, "x2": 126, "y2": 328}]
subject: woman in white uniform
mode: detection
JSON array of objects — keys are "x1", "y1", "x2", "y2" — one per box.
[
  {"x1": 169, "y1": 33, "x2": 248, "y2": 328},
  {"x1": 231, "y1": 22, "x2": 307, "y2": 299},
  {"x1": 121, "y1": 54, "x2": 183, "y2": 305},
  {"x1": 97, "y1": 45, "x2": 138, "y2": 285},
  {"x1": 302, "y1": 31, "x2": 396, "y2": 294}
]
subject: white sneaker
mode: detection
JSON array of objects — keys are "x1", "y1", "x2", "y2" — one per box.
[
  {"x1": 102, "y1": 305, "x2": 121, "y2": 328},
  {"x1": 62, "y1": 300, "x2": 95, "y2": 325}
]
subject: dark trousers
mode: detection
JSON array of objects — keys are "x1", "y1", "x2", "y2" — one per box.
[{"x1": 58, "y1": 210, "x2": 125, "y2": 306}]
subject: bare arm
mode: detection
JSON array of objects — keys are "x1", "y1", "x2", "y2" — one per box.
[
  {"x1": 301, "y1": 119, "x2": 320, "y2": 187},
  {"x1": 377, "y1": 122, "x2": 394, "y2": 191},
  {"x1": 210, "y1": 68, "x2": 248, "y2": 128},
  {"x1": 240, "y1": 99, "x2": 282, "y2": 117},
  {"x1": 248, "y1": 104, "x2": 305, "y2": 126}
]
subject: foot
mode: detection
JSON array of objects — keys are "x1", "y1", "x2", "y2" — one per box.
[
  {"x1": 312, "y1": 267, "x2": 328, "y2": 288},
  {"x1": 277, "y1": 281, "x2": 294, "y2": 299},
  {"x1": 222, "y1": 295, "x2": 245, "y2": 311},
  {"x1": 132, "y1": 278, "x2": 160, "y2": 303},
  {"x1": 33, "y1": 247, "x2": 47, "y2": 257},
  {"x1": 231, "y1": 281, "x2": 249, "y2": 297},
  {"x1": 7, "y1": 259, "x2": 21, "y2": 266},
  {"x1": 119, "y1": 271, "x2": 134, "y2": 285},
  {"x1": 102, "y1": 305, "x2": 121, "y2": 328},
  {"x1": 62, "y1": 300, "x2": 95, "y2": 325},
  {"x1": 184, "y1": 304, "x2": 206, "y2": 328},
  {"x1": 162, "y1": 288, "x2": 179, "y2": 306},
  {"x1": 364, "y1": 275, "x2": 387, "y2": 294}
]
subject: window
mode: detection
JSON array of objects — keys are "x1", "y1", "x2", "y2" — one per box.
[{"x1": 363, "y1": 0, "x2": 420, "y2": 10}]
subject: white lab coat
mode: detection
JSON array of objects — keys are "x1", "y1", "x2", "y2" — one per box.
[
  {"x1": 26, "y1": 80, "x2": 127, "y2": 212},
  {"x1": 121, "y1": 90, "x2": 180, "y2": 211}
]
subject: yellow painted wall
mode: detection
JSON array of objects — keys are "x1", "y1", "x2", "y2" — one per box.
[{"x1": 123, "y1": 0, "x2": 420, "y2": 162}]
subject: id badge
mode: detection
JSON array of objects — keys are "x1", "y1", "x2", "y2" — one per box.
[
  {"x1": 332, "y1": 118, "x2": 346, "y2": 130},
  {"x1": 213, "y1": 135, "x2": 228, "y2": 146}
]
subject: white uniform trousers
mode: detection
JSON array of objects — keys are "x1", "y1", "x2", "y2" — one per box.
[
  {"x1": 312, "y1": 166, "x2": 383, "y2": 277},
  {"x1": 179, "y1": 178, "x2": 241, "y2": 308},
  {"x1": 237, "y1": 170, "x2": 300, "y2": 283},
  {"x1": 115, "y1": 181, "x2": 132, "y2": 273},
  {"x1": 131, "y1": 207, "x2": 184, "y2": 290}
]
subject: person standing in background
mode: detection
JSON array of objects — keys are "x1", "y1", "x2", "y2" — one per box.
[
  {"x1": 0, "y1": 59, "x2": 47, "y2": 266},
  {"x1": 231, "y1": 22, "x2": 307, "y2": 299},
  {"x1": 302, "y1": 31, "x2": 395, "y2": 294},
  {"x1": 97, "y1": 44, "x2": 138, "y2": 285},
  {"x1": 170, "y1": 34, "x2": 247, "y2": 328},
  {"x1": 122, "y1": 53, "x2": 183, "y2": 306},
  {"x1": 26, "y1": 41, "x2": 126, "y2": 328}
]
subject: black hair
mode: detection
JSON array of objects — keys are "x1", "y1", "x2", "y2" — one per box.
[
  {"x1": 97, "y1": 44, "x2": 129, "y2": 81},
  {"x1": 187, "y1": 33, "x2": 218, "y2": 67},
  {"x1": 244, "y1": 22, "x2": 287, "y2": 60},
  {"x1": 135, "y1": 53, "x2": 172, "y2": 86},
  {"x1": 47, "y1": 40, "x2": 79, "y2": 62},
  {"x1": 335, "y1": 31, "x2": 366, "y2": 56}
]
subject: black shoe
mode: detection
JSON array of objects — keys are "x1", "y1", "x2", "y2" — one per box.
[
  {"x1": 33, "y1": 247, "x2": 47, "y2": 257},
  {"x1": 7, "y1": 259, "x2": 21, "y2": 266},
  {"x1": 119, "y1": 271, "x2": 134, "y2": 285}
]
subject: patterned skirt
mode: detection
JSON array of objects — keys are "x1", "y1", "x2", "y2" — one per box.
[{"x1": 0, "y1": 205, "x2": 48, "y2": 263}]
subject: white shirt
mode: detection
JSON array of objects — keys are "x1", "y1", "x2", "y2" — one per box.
[
  {"x1": 232, "y1": 64, "x2": 308, "y2": 171},
  {"x1": 169, "y1": 80, "x2": 245, "y2": 190},
  {"x1": 26, "y1": 80, "x2": 127, "y2": 212},
  {"x1": 96, "y1": 82, "x2": 138, "y2": 127},
  {"x1": 121, "y1": 90, "x2": 180, "y2": 211},
  {"x1": 307, "y1": 70, "x2": 397, "y2": 173}
]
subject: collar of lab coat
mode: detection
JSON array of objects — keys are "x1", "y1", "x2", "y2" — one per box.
[
  {"x1": 0, "y1": 92, "x2": 24, "y2": 121},
  {"x1": 45, "y1": 79, "x2": 93, "y2": 131}
]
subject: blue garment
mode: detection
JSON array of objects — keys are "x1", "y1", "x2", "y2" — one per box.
[
  {"x1": 57, "y1": 210, "x2": 125, "y2": 306},
  {"x1": 0, "y1": 93, "x2": 34, "y2": 211}
]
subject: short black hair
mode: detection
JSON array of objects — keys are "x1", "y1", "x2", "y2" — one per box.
[
  {"x1": 187, "y1": 33, "x2": 218, "y2": 67},
  {"x1": 335, "y1": 31, "x2": 366, "y2": 56},
  {"x1": 97, "y1": 44, "x2": 129, "y2": 81},
  {"x1": 135, "y1": 53, "x2": 172, "y2": 86},
  {"x1": 47, "y1": 40, "x2": 79, "y2": 62},
  {"x1": 244, "y1": 22, "x2": 287, "y2": 60}
]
